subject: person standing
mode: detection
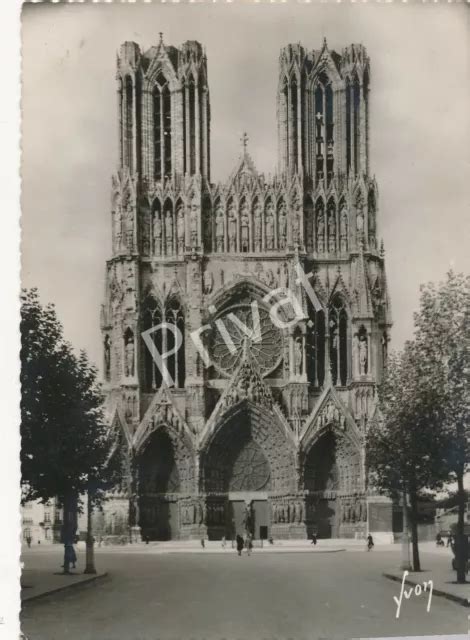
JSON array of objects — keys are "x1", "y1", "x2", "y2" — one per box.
[
  {"x1": 246, "y1": 534, "x2": 253, "y2": 556},
  {"x1": 200, "y1": 538, "x2": 205, "y2": 549},
  {"x1": 367, "y1": 534, "x2": 374, "y2": 551},
  {"x1": 236, "y1": 534, "x2": 244, "y2": 556},
  {"x1": 311, "y1": 533, "x2": 317, "y2": 546},
  {"x1": 26, "y1": 535, "x2": 32, "y2": 549},
  {"x1": 221, "y1": 536, "x2": 226, "y2": 549}
]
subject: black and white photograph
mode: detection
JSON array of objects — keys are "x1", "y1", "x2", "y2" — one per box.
[{"x1": 15, "y1": 2, "x2": 470, "y2": 639}]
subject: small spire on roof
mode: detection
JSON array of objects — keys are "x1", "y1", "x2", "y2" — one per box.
[{"x1": 240, "y1": 131, "x2": 249, "y2": 155}]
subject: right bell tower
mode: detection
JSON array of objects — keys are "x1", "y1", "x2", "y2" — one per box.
[{"x1": 277, "y1": 39, "x2": 370, "y2": 184}]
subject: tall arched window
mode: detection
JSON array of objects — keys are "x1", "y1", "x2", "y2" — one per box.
[
  {"x1": 346, "y1": 78, "x2": 352, "y2": 173},
  {"x1": 153, "y1": 75, "x2": 172, "y2": 181},
  {"x1": 142, "y1": 297, "x2": 163, "y2": 391},
  {"x1": 329, "y1": 296, "x2": 348, "y2": 386},
  {"x1": 142, "y1": 296, "x2": 186, "y2": 391},
  {"x1": 281, "y1": 78, "x2": 289, "y2": 170},
  {"x1": 325, "y1": 84, "x2": 334, "y2": 184},
  {"x1": 291, "y1": 78, "x2": 298, "y2": 171},
  {"x1": 353, "y1": 75, "x2": 361, "y2": 175},
  {"x1": 165, "y1": 297, "x2": 185, "y2": 388},
  {"x1": 124, "y1": 76, "x2": 133, "y2": 171},
  {"x1": 306, "y1": 297, "x2": 325, "y2": 387},
  {"x1": 314, "y1": 72, "x2": 333, "y2": 183},
  {"x1": 314, "y1": 84, "x2": 324, "y2": 182},
  {"x1": 189, "y1": 79, "x2": 196, "y2": 175}
]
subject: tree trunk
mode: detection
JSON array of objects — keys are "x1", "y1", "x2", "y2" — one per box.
[
  {"x1": 61, "y1": 492, "x2": 78, "y2": 574},
  {"x1": 401, "y1": 487, "x2": 411, "y2": 571},
  {"x1": 409, "y1": 489, "x2": 421, "y2": 572},
  {"x1": 84, "y1": 489, "x2": 96, "y2": 574},
  {"x1": 455, "y1": 470, "x2": 467, "y2": 584}
]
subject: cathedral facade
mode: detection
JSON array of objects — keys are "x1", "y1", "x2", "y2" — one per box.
[{"x1": 100, "y1": 36, "x2": 393, "y2": 542}]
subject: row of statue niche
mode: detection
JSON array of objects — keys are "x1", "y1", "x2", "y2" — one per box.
[
  {"x1": 341, "y1": 501, "x2": 367, "y2": 523},
  {"x1": 214, "y1": 199, "x2": 300, "y2": 253},
  {"x1": 272, "y1": 500, "x2": 304, "y2": 524},
  {"x1": 315, "y1": 200, "x2": 376, "y2": 253},
  {"x1": 152, "y1": 203, "x2": 199, "y2": 257},
  {"x1": 181, "y1": 501, "x2": 206, "y2": 526}
]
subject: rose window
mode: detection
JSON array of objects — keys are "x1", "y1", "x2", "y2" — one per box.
[
  {"x1": 229, "y1": 441, "x2": 271, "y2": 491},
  {"x1": 209, "y1": 304, "x2": 283, "y2": 376}
]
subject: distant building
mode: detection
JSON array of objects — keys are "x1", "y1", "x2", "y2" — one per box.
[
  {"x1": 21, "y1": 499, "x2": 62, "y2": 544},
  {"x1": 100, "y1": 37, "x2": 393, "y2": 542}
]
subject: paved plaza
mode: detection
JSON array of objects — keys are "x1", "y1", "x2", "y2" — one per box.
[{"x1": 21, "y1": 545, "x2": 469, "y2": 640}]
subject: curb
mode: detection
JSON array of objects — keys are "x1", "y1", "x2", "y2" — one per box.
[
  {"x1": 22, "y1": 572, "x2": 108, "y2": 603},
  {"x1": 383, "y1": 572, "x2": 470, "y2": 608}
]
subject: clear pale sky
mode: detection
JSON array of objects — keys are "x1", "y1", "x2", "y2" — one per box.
[{"x1": 21, "y1": 3, "x2": 470, "y2": 373}]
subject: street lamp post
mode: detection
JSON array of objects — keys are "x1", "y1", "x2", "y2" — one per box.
[
  {"x1": 84, "y1": 488, "x2": 97, "y2": 575},
  {"x1": 401, "y1": 487, "x2": 412, "y2": 571}
]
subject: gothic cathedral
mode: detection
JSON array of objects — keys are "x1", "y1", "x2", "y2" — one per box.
[{"x1": 100, "y1": 36, "x2": 393, "y2": 542}]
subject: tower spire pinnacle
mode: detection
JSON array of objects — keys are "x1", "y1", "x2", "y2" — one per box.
[{"x1": 240, "y1": 131, "x2": 249, "y2": 155}]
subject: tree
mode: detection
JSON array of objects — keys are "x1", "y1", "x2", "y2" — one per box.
[
  {"x1": 412, "y1": 271, "x2": 470, "y2": 582},
  {"x1": 367, "y1": 344, "x2": 448, "y2": 571},
  {"x1": 20, "y1": 289, "x2": 120, "y2": 571}
]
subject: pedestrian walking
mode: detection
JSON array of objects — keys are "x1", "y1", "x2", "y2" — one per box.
[
  {"x1": 447, "y1": 534, "x2": 453, "y2": 548},
  {"x1": 200, "y1": 538, "x2": 205, "y2": 549},
  {"x1": 221, "y1": 536, "x2": 226, "y2": 549},
  {"x1": 62, "y1": 541, "x2": 77, "y2": 573},
  {"x1": 236, "y1": 534, "x2": 244, "y2": 556},
  {"x1": 246, "y1": 535, "x2": 253, "y2": 556},
  {"x1": 26, "y1": 536, "x2": 32, "y2": 549},
  {"x1": 367, "y1": 533, "x2": 374, "y2": 551},
  {"x1": 311, "y1": 533, "x2": 317, "y2": 546}
]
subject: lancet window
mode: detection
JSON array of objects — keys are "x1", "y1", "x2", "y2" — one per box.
[
  {"x1": 329, "y1": 295, "x2": 348, "y2": 387},
  {"x1": 153, "y1": 75, "x2": 172, "y2": 181},
  {"x1": 142, "y1": 296, "x2": 185, "y2": 391}
]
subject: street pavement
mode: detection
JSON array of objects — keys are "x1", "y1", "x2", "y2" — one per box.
[{"x1": 21, "y1": 545, "x2": 469, "y2": 640}]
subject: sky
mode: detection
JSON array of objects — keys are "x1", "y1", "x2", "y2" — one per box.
[{"x1": 21, "y1": 3, "x2": 470, "y2": 374}]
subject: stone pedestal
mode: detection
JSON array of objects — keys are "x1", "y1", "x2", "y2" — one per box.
[{"x1": 367, "y1": 495, "x2": 394, "y2": 544}]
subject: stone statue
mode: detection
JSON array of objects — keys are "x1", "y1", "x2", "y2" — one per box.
[
  {"x1": 203, "y1": 270, "x2": 213, "y2": 294},
  {"x1": 317, "y1": 211, "x2": 325, "y2": 253},
  {"x1": 359, "y1": 334, "x2": 368, "y2": 375},
  {"x1": 153, "y1": 212, "x2": 162, "y2": 256},
  {"x1": 328, "y1": 207, "x2": 336, "y2": 253},
  {"x1": 265, "y1": 203, "x2": 274, "y2": 250},
  {"x1": 125, "y1": 205, "x2": 134, "y2": 252},
  {"x1": 177, "y1": 206, "x2": 185, "y2": 254},
  {"x1": 228, "y1": 204, "x2": 237, "y2": 252},
  {"x1": 240, "y1": 203, "x2": 250, "y2": 251},
  {"x1": 190, "y1": 203, "x2": 198, "y2": 246},
  {"x1": 114, "y1": 204, "x2": 123, "y2": 252},
  {"x1": 297, "y1": 501, "x2": 303, "y2": 524},
  {"x1": 278, "y1": 203, "x2": 287, "y2": 249},
  {"x1": 356, "y1": 202, "x2": 364, "y2": 241},
  {"x1": 294, "y1": 336, "x2": 303, "y2": 376},
  {"x1": 279, "y1": 263, "x2": 288, "y2": 289},
  {"x1": 253, "y1": 202, "x2": 262, "y2": 251},
  {"x1": 104, "y1": 335, "x2": 111, "y2": 378},
  {"x1": 164, "y1": 211, "x2": 173, "y2": 255},
  {"x1": 340, "y1": 205, "x2": 349, "y2": 252},
  {"x1": 290, "y1": 501, "x2": 296, "y2": 523},
  {"x1": 125, "y1": 337, "x2": 135, "y2": 377},
  {"x1": 272, "y1": 504, "x2": 278, "y2": 523},
  {"x1": 215, "y1": 204, "x2": 224, "y2": 252}
]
